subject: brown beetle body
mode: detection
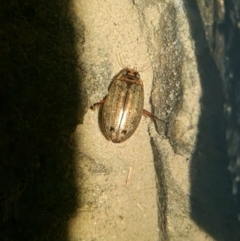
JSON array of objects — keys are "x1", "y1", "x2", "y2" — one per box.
[
  {"x1": 102, "y1": 68, "x2": 144, "y2": 143},
  {"x1": 91, "y1": 68, "x2": 165, "y2": 143}
]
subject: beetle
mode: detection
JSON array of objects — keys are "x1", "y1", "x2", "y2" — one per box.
[{"x1": 91, "y1": 68, "x2": 165, "y2": 143}]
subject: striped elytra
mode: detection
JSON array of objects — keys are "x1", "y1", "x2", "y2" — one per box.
[{"x1": 101, "y1": 68, "x2": 144, "y2": 143}]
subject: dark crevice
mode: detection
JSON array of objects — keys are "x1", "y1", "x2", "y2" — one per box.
[{"x1": 183, "y1": 0, "x2": 240, "y2": 240}]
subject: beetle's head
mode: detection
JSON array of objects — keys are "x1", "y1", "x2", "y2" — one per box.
[{"x1": 121, "y1": 68, "x2": 140, "y2": 80}]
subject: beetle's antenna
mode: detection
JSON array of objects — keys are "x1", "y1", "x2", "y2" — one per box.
[
  {"x1": 116, "y1": 53, "x2": 125, "y2": 69},
  {"x1": 138, "y1": 62, "x2": 152, "y2": 72}
]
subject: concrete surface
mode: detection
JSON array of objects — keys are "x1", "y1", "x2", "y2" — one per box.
[
  {"x1": 68, "y1": 0, "x2": 240, "y2": 240},
  {"x1": 1, "y1": 0, "x2": 239, "y2": 240}
]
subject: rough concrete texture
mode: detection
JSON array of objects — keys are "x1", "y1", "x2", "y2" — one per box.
[
  {"x1": 1, "y1": 0, "x2": 240, "y2": 240},
  {"x1": 68, "y1": 0, "x2": 219, "y2": 240}
]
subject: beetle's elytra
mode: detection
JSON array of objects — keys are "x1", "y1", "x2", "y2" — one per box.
[{"x1": 91, "y1": 68, "x2": 164, "y2": 143}]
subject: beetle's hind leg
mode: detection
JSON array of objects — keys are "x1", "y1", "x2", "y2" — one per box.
[
  {"x1": 143, "y1": 109, "x2": 166, "y2": 123},
  {"x1": 90, "y1": 98, "x2": 106, "y2": 110}
]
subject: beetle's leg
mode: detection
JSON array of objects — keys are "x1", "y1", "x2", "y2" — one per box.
[
  {"x1": 143, "y1": 109, "x2": 166, "y2": 123},
  {"x1": 90, "y1": 99, "x2": 105, "y2": 110}
]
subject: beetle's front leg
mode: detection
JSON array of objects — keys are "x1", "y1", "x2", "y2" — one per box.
[
  {"x1": 143, "y1": 109, "x2": 166, "y2": 123},
  {"x1": 90, "y1": 97, "x2": 106, "y2": 110}
]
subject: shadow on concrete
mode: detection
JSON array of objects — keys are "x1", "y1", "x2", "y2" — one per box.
[
  {"x1": 183, "y1": 0, "x2": 240, "y2": 240},
  {"x1": 0, "y1": 0, "x2": 85, "y2": 240}
]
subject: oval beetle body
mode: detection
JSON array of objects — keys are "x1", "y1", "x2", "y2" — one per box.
[
  {"x1": 102, "y1": 68, "x2": 144, "y2": 143},
  {"x1": 91, "y1": 68, "x2": 164, "y2": 143}
]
